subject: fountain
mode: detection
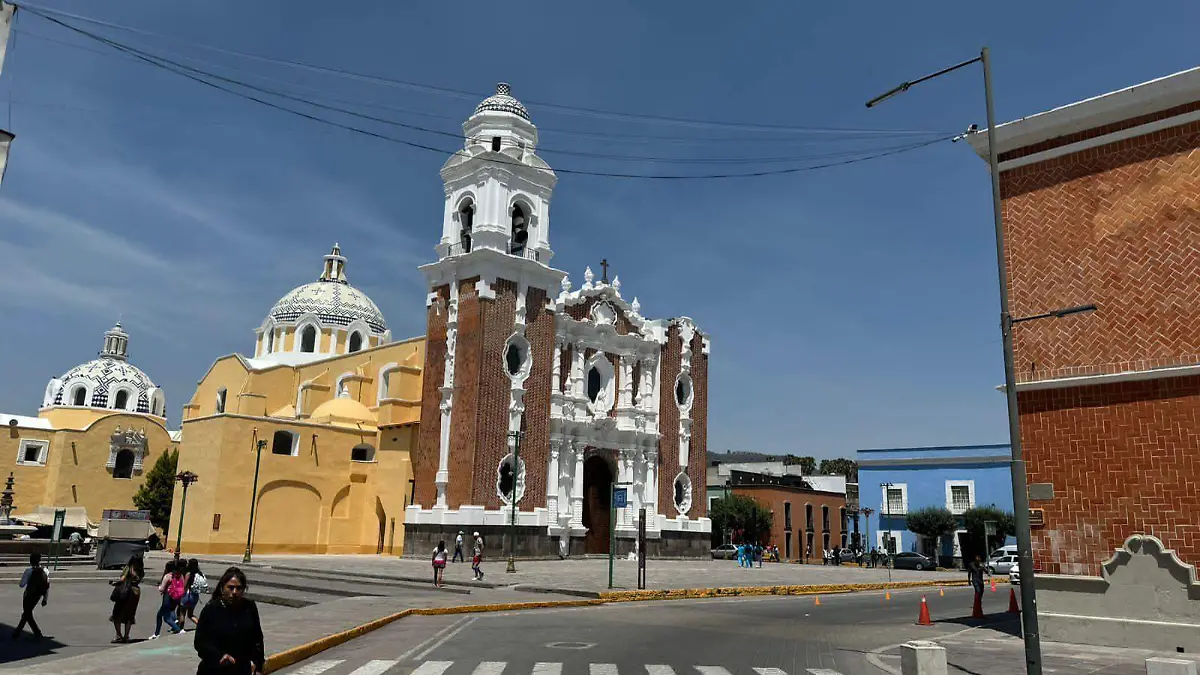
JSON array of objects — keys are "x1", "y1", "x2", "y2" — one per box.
[{"x1": 0, "y1": 473, "x2": 37, "y2": 539}]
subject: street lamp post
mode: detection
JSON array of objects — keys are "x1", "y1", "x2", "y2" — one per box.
[
  {"x1": 243, "y1": 436, "x2": 267, "y2": 564},
  {"x1": 506, "y1": 430, "x2": 524, "y2": 574},
  {"x1": 861, "y1": 507, "x2": 875, "y2": 567},
  {"x1": 867, "y1": 48, "x2": 1100, "y2": 675},
  {"x1": 173, "y1": 471, "x2": 199, "y2": 557}
]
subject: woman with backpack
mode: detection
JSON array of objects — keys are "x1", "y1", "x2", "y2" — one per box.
[
  {"x1": 432, "y1": 540, "x2": 448, "y2": 587},
  {"x1": 109, "y1": 555, "x2": 144, "y2": 643},
  {"x1": 150, "y1": 560, "x2": 185, "y2": 639},
  {"x1": 177, "y1": 559, "x2": 207, "y2": 628}
]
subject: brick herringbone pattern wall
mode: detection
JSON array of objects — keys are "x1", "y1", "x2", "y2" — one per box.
[
  {"x1": 1002, "y1": 124, "x2": 1200, "y2": 382},
  {"x1": 1020, "y1": 377, "x2": 1200, "y2": 575},
  {"x1": 564, "y1": 296, "x2": 639, "y2": 335},
  {"x1": 472, "y1": 279, "x2": 517, "y2": 509},
  {"x1": 658, "y1": 327, "x2": 682, "y2": 513},
  {"x1": 414, "y1": 285, "x2": 449, "y2": 507},
  {"x1": 690, "y1": 332, "x2": 709, "y2": 519},
  {"x1": 999, "y1": 102, "x2": 1200, "y2": 162},
  {"x1": 522, "y1": 287, "x2": 554, "y2": 509}
]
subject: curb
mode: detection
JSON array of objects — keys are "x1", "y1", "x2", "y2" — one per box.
[{"x1": 261, "y1": 579, "x2": 967, "y2": 673}]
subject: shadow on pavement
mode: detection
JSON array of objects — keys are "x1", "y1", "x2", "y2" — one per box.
[
  {"x1": 940, "y1": 613, "x2": 1022, "y2": 636},
  {"x1": 0, "y1": 621, "x2": 68, "y2": 664}
]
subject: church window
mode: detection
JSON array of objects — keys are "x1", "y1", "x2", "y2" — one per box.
[
  {"x1": 18, "y1": 440, "x2": 47, "y2": 466},
  {"x1": 506, "y1": 344, "x2": 522, "y2": 376},
  {"x1": 459, "y1": 202, "x2": 474, "y2": 253},
  {"x1": 71, "y1": 386, "x2": 86, "y2": 406},
  {"x1": 351, "y1": 443, "x2": 376, "y2": 462},
  {"x1": 510, "y1": 204, "x2": 528, "y2": 255},
  {"x1": 112, "y1": 449, "x2": 135, "y2": 479},
  {"x1": 675, "y1": 374, "x2": 693, "y2": 408},
  {"x1": 272, "y1": 430, "x2": 297, "y2": 456},
  {"x1": 301, "y1": 326, "x2": 317, "y2": 353},
  {"x1": 216, "y1": 388, "x2": 227, "y2": 414},
  {"x1": 496, "y1": 453, "x2": 525, "y2": 505},
  {"x1": 498, "y1": 461, "x2": 514, "y2": 499},
  {"x1": 114, "y1": 390, "x2": 129, "y2": 410},
  {"x1": 491, "y1": 136, "x2": 501, "y2": 152},
  {"x1": 587, "y1": 367, "x2": 602, "y2": 403},
  {"x1": 267, "y1": 329, "x2": 275, "y2": 352},
  {"x1": 348, "y1": 332, "x2": 363, "y2": 353},
  {"x1": 379, "y1": 369, "x2": 392, "y2": 400},
  {"x1": 503, "y1": 333, "x2": 531, "y2": 381}
]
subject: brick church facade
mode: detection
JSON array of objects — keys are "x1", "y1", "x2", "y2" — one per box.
[
  {"x1": 970, "y1": 66, "x2": 1200, "y2": 649},
  {"x1": 404, "y1": 84, "x2": 711, "y2": 557}
]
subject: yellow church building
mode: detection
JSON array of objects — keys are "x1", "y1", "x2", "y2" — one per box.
[
  {"x1": 168, "y1": 244, "x2": 424, "y2": 555},
  {"x1": 2, "y1": 321, "x2": 179, "y2": 527}
]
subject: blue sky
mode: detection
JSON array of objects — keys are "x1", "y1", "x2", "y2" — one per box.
[{"x1": 0, "y1": 1, "x2": 1196, "y2": 459}]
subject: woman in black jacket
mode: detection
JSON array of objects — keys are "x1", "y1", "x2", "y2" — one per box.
[{"x1": 193, "y1": 567, "x2": 264, "y2": 675}]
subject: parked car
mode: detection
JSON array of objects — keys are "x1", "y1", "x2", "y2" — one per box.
[
  {"x1": 988, "y1": 545, "x2": 1017, "y2": 561},
  {"x1": 891, "y1": 552, "x2": 935, "y2": 571},
  {"x1": 1009, "y1": 567, "x2": 1020, "y2": 585},
  {"x1": 711, "y1": 544, "x2": 738, "y2": 560},
  {"x1": 837, "y1": 548, "x2": 858, "y2": 563},
  {"x1": 988, "y1": 555, "x2": 1018, "y2": 575}
]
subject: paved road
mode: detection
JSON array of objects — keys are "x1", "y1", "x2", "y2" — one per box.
[{"x1": 277, "y1": 586, "x2": 1199, "y2": 675}]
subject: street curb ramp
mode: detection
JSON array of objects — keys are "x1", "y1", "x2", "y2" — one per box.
[{"x1": 263, "y1": 579, "x2": 970, "y2": 673}]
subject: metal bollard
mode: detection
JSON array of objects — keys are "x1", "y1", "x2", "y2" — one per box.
[
  {"x1": 900, "y1": 640, "x2": 948, "y2": 675},
  {"x1": 1146, "y1": 657, "x2": 1197, "y2": 675}
]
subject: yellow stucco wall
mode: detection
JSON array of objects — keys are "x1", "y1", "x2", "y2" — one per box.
[
  {"x1": 169, "y1": 337, "x2": 424, "y2": 556},
  {"x1": 3, "y1": 411, "x2": 179, "y2": 523}
]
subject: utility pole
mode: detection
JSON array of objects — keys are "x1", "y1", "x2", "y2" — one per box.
[
  {"x1": 173, "y1": 471, "x2": 199, "y2": 555},
  {"x1": 243, "y1": 435, "x2": 266, "y2": 564},
  {"x1": 506, "y1": 430, "x2": 523, "y2": 573}
]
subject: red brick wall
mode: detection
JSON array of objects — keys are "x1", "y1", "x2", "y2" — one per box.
[
  {"x1": 1002, "y1": 121, "x2": 1200, "y2": 383},
  {"x1": 658, "y1": 326, "x2": 682, "y2": 513},
  {"x1": 733, "y1": 486, "x2": 845, "y2": 562},
  {"x1": 1020, "y1": 376, "x2": 1200, "y2": 575},
  {"x1": 689, "y1": 332, "x2": 709, "y2": 519},
  {"x1": 521, "y1": 287, "x2": 554, "y2": 509},
  {"x1": 471, "y1": 279, "x2": 518, "y2": 509},
  {"x1": 564, "y1": 296, "x2": 640, "y2": 336},
  {"x1": 414, "y1": 285, "x2": 449, "y2": 507},
  {"x1": 447, "y1": 278, "x2": 481, "y2": 509}
]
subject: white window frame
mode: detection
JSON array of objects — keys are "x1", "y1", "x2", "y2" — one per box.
[
  {"x1": 271, "y1": 430, "x2": 300, "y2": 457},
  {"x1": 945, "y1": 480, "x2": 975, "y2": 515},
  {"x1": 16, "y1": 438, "x2": 49, "y2": 466},
  {"x1": 881, "y1": 482, "x2": 908, "y2": 515},
  {"x1": 877, "y1": 529, "x2": 904, "y2": 551}
]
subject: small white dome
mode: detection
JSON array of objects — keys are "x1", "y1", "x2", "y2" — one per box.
[
  {"x1": 474, "y1": 83, "x2": 531, "y2": 122},
  {"x1": 47, "y1": 322, "x2": 164, "y2": 415},
  {"x1": 265, "y1": 244, "x2": 388, "y2": 335}
]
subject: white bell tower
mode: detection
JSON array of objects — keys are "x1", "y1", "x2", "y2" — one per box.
[{"x1": 434, "y1": 83, "x2": 557, "y2": 263}]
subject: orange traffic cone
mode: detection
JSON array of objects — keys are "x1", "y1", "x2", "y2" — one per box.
[
  {"x1": 938, "y1": 587, "x2": 944, "y2": 597},
  {"x1": 1008, "y1": 588, "x2": 1020, "y2": 614},
  {"x1": 991, "y1": 578, "x2": 997, "y2": 592},
  {"x1": 972, "y1": 591, "x2": 985, "y2": 619},
  {"x1": 885, "y1": 591, "x2": 891, "y2": 601},
  {"x1": 814, "y1": 596, "x2": 821, "y2": 606},
  {"x1": 917, "y1": 595, "x2": 933, "y2": 626}
]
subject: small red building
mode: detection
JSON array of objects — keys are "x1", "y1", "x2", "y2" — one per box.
[{"x1": 731, "y1": 471, "x2": 847, "y2": 563}]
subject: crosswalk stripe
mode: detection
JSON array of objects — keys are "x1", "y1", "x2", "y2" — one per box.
[
  {"x1": 411, "y1": 662, "x2": 455, "y2": 675},
  {"x1": 474, "y1": 662, "x2": 508, "y2": 675},
  {"x1": 806, "y1": 670, "x2": 842, "y2": 675},
  {"x1": 754, "y1": 669, "x2": 786, "y2": 675},
  {"x1": 696, "y1": 667, "x2": 733, "y2": 675},
  {"x1": 347, "y1": 661, "x2": 399, "y2": 675},
  {"x1": 533, "y1": 664, "x2": 563, "y2": 675},
  {"x1": 288, "y1": 661, "x2": 344, "y2": 675},
  {"x1": 591, "y1": 664, "x2": 619, "y2": 675},
  {"x1": 647, "y1": 666, "x2": 676, "y2": 675}
]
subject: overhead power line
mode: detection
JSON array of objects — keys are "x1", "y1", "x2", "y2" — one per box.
[
  {"x1": 17, "y1": 6, "x2": 954, "y2": 179},
  {"x1": 12, "y1": 1, "x2": 951, "y2": 137}
]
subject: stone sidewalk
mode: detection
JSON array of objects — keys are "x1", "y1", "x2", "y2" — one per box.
[{"x1": 182, "y1": 551, "x2": 963, "y2": 593}]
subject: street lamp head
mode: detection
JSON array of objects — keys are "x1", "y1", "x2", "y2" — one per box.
[{"x1": 865, "y1": 82, "x2": 911, "y2": 108}]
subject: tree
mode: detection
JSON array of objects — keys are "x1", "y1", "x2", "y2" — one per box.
[
  {"x1": 709, "y1": 494, "x2": 774, "y2": 547},
  {"x1": 905, "y1": 506, "x2": 960, "y2": 560},
  {"x1": 133, "y1": 449, "x2": 178, "y2": 530},
  {"x1": 783, "y1": 455, "x2": 817, "y2": 474},
  {"x1": 818, "y1": 458, "x2": 858, "y2": 483},
  {"x1": 962, "y1": 505, "x2": 1015, "y2": 562}
]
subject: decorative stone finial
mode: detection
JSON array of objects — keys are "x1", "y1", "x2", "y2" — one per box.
[
  {"x1": 0, "y1": 472, "x2": 14, "y2": 524},
  {"x1": 583, "y1": 267, "x2": 594, "y2": 289},
  {"x1": 612, "y1": 276, "x2": 621, "y2": 292},
  {"x1": 631, "y1": 297, "x2": 641, "y2": 314},
  {"x1": 561, "y1": 276, "x2": 572, "y2": 293},
  {"x1": 496, "y1": 83, "x2": 511, "y2": 96}
]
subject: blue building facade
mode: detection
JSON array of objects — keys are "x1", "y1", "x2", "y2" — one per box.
[{"x1": 857, "y1": 444, "x2": 1014, "y2": 566}]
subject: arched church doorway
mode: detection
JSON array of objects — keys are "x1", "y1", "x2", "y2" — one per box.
[{"x1": 582, "y1": 454, "x2": 613, "y2": 554}]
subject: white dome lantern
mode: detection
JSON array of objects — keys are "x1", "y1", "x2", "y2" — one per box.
[
  {"x1": 44, "y1": 322, "x2": 166, "y2": 416},
  {"x1": 255, "y1": 244, "x2": 390, "y2": 364}
]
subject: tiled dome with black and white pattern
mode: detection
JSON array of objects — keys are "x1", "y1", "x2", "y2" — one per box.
[
  {"x1": 46, "y1": 322, "x2": 162, "y2": 414},
  {"x1": 266, "y1": 244, "x2": 388, "y2": 335},
  {"x1": 474, "y1": 83, "x2": 530, "y2": 122}
]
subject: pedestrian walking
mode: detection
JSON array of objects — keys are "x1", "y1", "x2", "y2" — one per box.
[
  {"x1": 109, "y1": 555, "x2": 144, "y2": 643},
  {"x1": 472, "y1": 531, "x2": 485, "y2": 580},
  {"x1": 756, "y1": 543, "x2": 763, "y2": 568},
  {"x1": 150, "y1": 559, "x2": 186, "y2": 639},
  {"x1": 194, "y1": 567, "x2": 264, "y2": 675},
  {"x1": 11, "y1": 552, "x2": 49, "y2": 640},
  {"x1": 432, "y1": 540, "x2": 448, "y2": 587},
  {"x1": 453, "y1": 531, "x2": 465, "y2": 563},
  {"x1": 178, "y1": 558, "x2": 208, "y2": 628},
  {"x1": 968, "y1": 555, "x2": 987, "y2": 603}
]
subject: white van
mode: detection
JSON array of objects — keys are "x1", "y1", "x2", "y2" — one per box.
[{"x1": 988, "y1": 545, "x2": 1018, "y2": 561}]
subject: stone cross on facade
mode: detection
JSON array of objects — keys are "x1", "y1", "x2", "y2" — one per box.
[{"x1": 600, "y1": 258, "x2": 610, "y2": 283}]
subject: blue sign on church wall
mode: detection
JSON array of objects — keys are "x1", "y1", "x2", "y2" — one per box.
[{"x1": 613, "y1": 487, "x2": 628, "y2": 509}]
